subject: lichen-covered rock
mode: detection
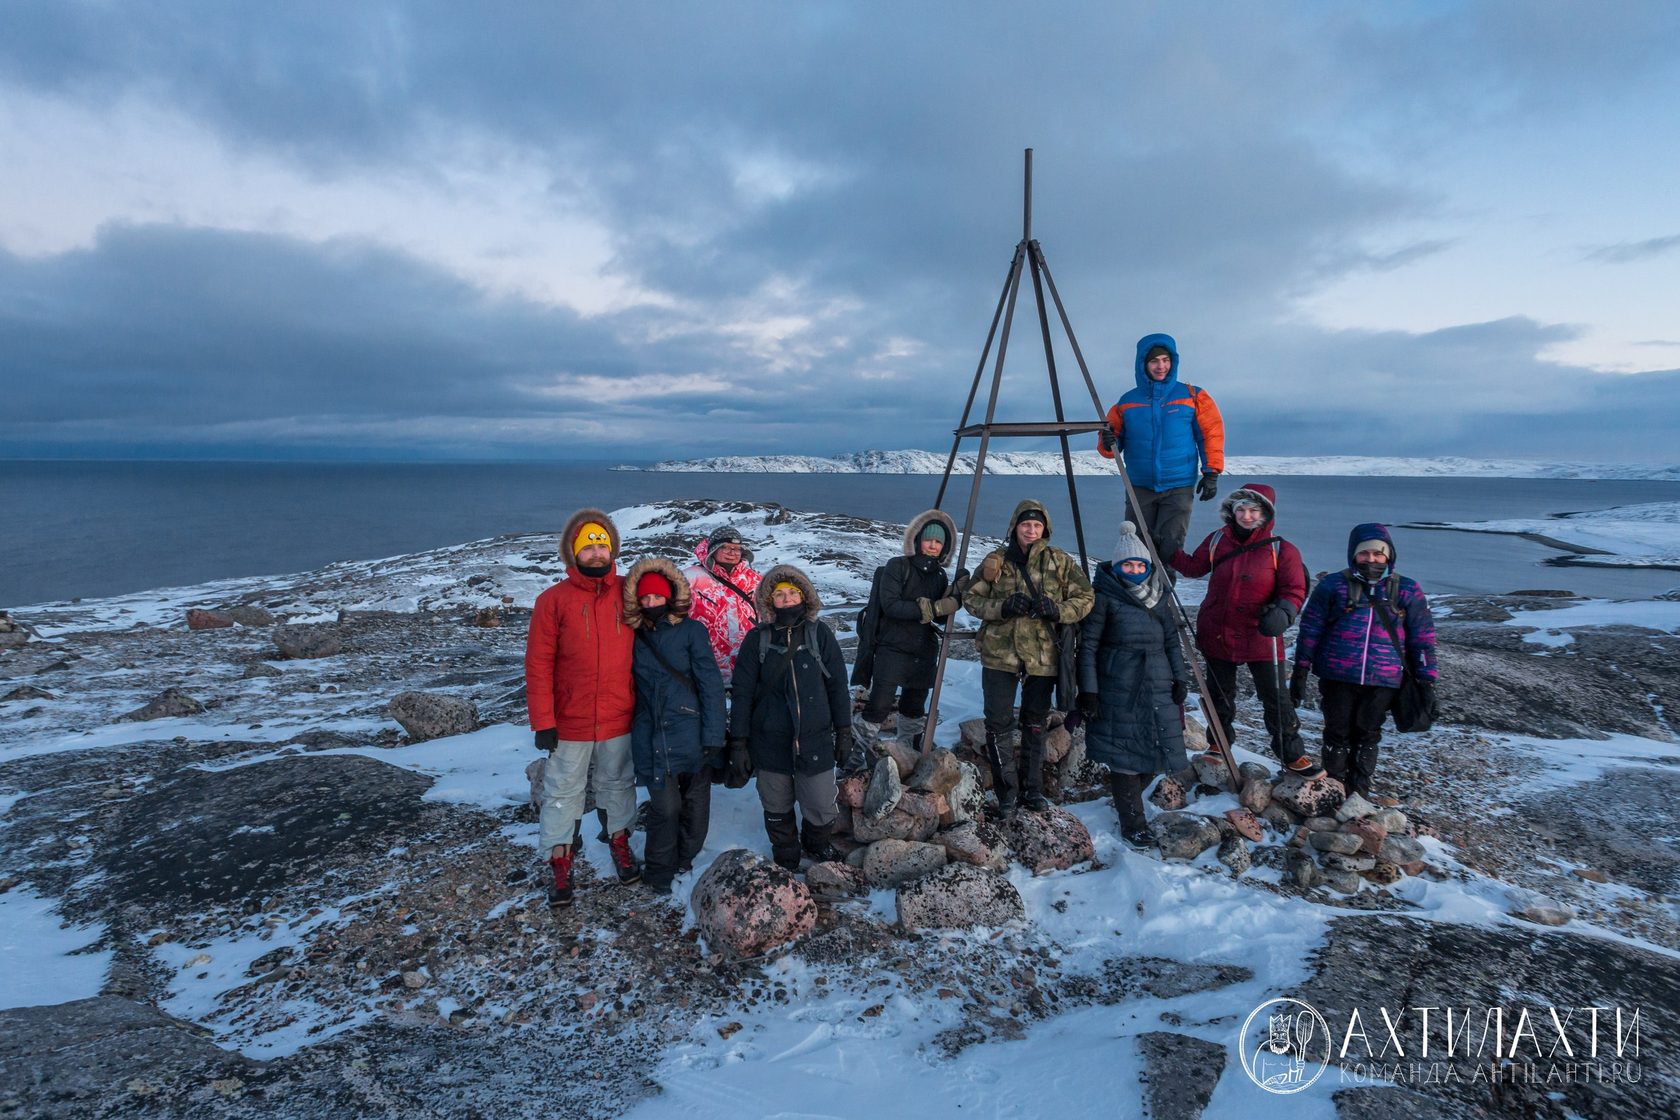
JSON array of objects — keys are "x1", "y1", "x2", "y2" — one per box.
[
  {"x1": 119, "y1": 687, "x2": 205, "y2": 722},
  {"x1": 1372, "y1": 808, "x2": 1410, "y2": 833},
  {"x1": 881, "y1": 739, "x2": 920, "y2": 780},
  {"x1": 1283, "y1": 847, "x2": 1321, "y2": 889},
  {"x1": 1192, "y1": 751, "x2": 1232, "y2": 791},
  {"x1": 1320, "y1": 866, "x2": 1363, "y2": 894},
  {"x1": 1259, "y1": 803, "x2": 1299, "y2": 832},
  {"x1": 691, "y1": 849, "x2": 817, "y2": 959},
  {"x1": 1183, "y1": 715, "x2": 1209, "y2": 754},
  {"x1": 1304, "y1": 815, "x2": 1340, "y2": 832},
  {"x1": 942, "y1": 761, "x2": 984, "y2": 826},
  {"x1": 1271, "y1": 772, "x2": 1346, "y2": 818},
  {"x1": 1320, "y1": 851, "x2": 1376, "y2": 873},
  {"x1": 907, "y1": 748, "x2": 962, "y2": 796},
  {"x1": 1223, "y1": 808, "x2": 1264, "y2": 842},
  {"x1": 1216, "y1": 835, "x2": 1252, "y2": 875},
  {"x1": 1340, "y1": 817, "x2": 1388, "y2": 856},
  {"x1": 933, "y1": 823, "x2": 1008, "y2": 872},
  {"x1": 387, "y1": 691, "x2": 477, "y2": 742},
  {"x1": 837, "y1": 772, "x2": 869, "y2": 810},
  {"x1": 1152, "y1": 812, "x2": 1222, "y2": 862},
  {"x1": 1237, "y1": 761, "x2": 1272, "y2": 786},
  {"x1": 897, "y1": 862, "x2": 1024, "y2": 930},
  {"x1": 273, "y1": 625, "x2": 342, "y2": 660},
  {"x1": 1363, "y1": 860, "x2": 1402, "y2": 886},
  {"x1": 805, "y1": 861, "x2": 867, "y2": 899},
  {"x1": 1148, "y1": 776, "x2": 1188, "y2": 811},
  {"x1": 1005, "y1": 806, "x2": 1094, "y2": 874},
  {"x1": 863, "y1": 839, "x2": 947, "y2": 889},
  {"x1": 186, "y1": 609, "x2": 234, "y2": 631},
  {"x1": 1378, "y1": 835, "x2": 1426, "y2": 865},
  {"x1": 1335, "y1": 792, "x2": 1379, "y2": 822},
  {"x1": 851, "y1": 792, "x2": 939, "y2": 844},
  {"x1": 863, "y1": 756, "x2": 903, "y2": 821}
]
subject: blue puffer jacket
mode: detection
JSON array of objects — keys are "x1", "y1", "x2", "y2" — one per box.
[
  {"x1": 1294, "y1": 524, "x2": 1439, "y2": 689},
  {"x1": 624, "y1": 558, "x2": 727, "y2": 788},
  {"x1": 1098, "y1": 333, "x2": 1226, "y2": 491}
]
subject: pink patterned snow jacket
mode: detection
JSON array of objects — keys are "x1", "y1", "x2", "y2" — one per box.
[{"x1": 684, "y1": 539, "x2": 763, "y2": 687}]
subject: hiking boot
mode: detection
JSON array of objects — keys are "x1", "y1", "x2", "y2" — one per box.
[
  {"x1": 764, "y1": 811, "x2": 802, "y2": 871},
  {"x1": 1110, "y1": 772, "x2": 1153, "y2": 850},
  {"x1": 1283, "y1": 755, "x2": 1325, "y2": 778},
  {"x1": 608, "y1": 830, "x2": 641, "y2": 884},
  {"x1": 993, "y1": 794, "x2": 1018, "y2": 820},
  {"x1": 800, "y1": 821, "x2": 842, "y2": 864},
  {"x1": 547, "y1": 850, "x2": 575, "y2": 908},
  {"x1": 895, "y1": 714, "x2": 927, "y2": 755},
  {"x1": 641, "y1": 877, "x2": 673, "y2": 896},
  {"x1": 1021, "y1": 792, "x2": 1052, "y2": 813}
]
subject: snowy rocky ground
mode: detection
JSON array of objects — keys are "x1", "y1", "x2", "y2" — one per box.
[
  {"x1": 1412, "y1": 500, "x2": 1680, "y2": 572},
  {"x1": 2, "y1": 499, "x2": 1677, "y2": 1119}
]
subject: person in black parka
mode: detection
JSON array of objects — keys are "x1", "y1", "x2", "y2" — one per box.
[
  {"x1": 848, "y1": 509, "x2": 966, "y2": 770},
  {"x1": 729, "y1": 564, "x2": 852, "y2": 870},
  {"x1": 1077, "y1": 521, "x2": 1191, "y2": 848},
  {"x1": 623, "y1": 558, "x2": 727, "y2": 894}
]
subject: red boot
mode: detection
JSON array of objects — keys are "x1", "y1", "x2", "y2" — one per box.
[
  {"x1": 547, "y1": 850, "x2": 574, "y2": 907},
  {"x1": 608, "y1": 830, "x2": 642, "y2": 884}
]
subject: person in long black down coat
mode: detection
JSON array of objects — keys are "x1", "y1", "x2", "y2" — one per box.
[
  {"x1": 622, "y1": 558, "x2": 727, "y2": 894},
  {"x1": 848, "y1": 509, "x2": 966, "y2": 770},
  {"x1": 1077, "y1": 521, "x2": 1190, "y2": 848}
]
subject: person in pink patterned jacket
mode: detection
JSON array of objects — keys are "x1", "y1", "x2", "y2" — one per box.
[{"x1": 684, "y1": 526, "x2": 763, "y2": 688}]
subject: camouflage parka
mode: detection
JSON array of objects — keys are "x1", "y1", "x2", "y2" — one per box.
[{"x1": 962, "y1": 499, "x2": 1095, "y2": 677}]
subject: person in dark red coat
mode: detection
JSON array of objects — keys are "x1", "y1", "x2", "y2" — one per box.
[
  {"x1": 526, "y1": 507, "x2": 642, "y2": 906},
  {"x1": 1171, "y1": 483, "x2": 1323, "y2": 776}
]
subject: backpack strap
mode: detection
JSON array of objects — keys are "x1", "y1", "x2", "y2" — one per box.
[
  {"x1": 1209, "y1": 535, "x2": 1282, "y2": 570},
  {"x1": 636, "y1": 629, "x2": 697, "y2": 697},
  {"x1": 711, "y1": 567, "x2": 759, "y2": 619}
]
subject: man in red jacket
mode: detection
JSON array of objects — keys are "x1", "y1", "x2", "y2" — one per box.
[
  {"x1": 526, "y1": 507, "x2": 641, "y2": 906},
  {"x1": 1171, "y1": 483, "x2": 1323, "y2": 776}
]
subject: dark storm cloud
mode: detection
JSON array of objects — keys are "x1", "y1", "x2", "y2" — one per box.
[{"x1": 2, "y1": 2, "x2": 1678, "y2": 460}]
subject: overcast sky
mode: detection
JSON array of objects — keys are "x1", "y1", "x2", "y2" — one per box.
[{"x1": 3, "y1": 2, "x2": 1678, "y2": 462}]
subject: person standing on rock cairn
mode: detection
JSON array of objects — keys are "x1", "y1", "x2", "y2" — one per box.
[
  {"x1": 684, "y1": 525, "x2": 763, "y2": 690},
  {"x1": 1077, "y1": 521, "x2": 1192, "y2": 848},
  {"x1": 729, "y1": 565, "x2": 851, "y2": 870},
  {"x1": 1171, "y1": 482, "x2": 1324, "y2": 779},
  {"x1": 848, "y1": 510, "x2": 968, "y2": 773},
  {"x1": 1290, "y1": 523, "x2": 1438, "y2": 798},
  {"x1": 526, "y1": 509, "x2": 643, "y2": 906},
  {"x1": 963, "y1": 500, "x2": 1095, "y2": 816},
  {"x1": 1095, "y1": 332, "x2": 1226, "y2": 570},
  {"x1": 622, "y1": 557, "x2": 727, "y2": 896}
]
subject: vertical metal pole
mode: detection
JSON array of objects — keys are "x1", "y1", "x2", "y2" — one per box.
[{"x1": 1022, "y1": 148, "x2": 1033, "y2": 242}]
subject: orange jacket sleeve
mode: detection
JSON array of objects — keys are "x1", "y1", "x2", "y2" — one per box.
[
  {"x1": 1096, "y1": 402, "x2": 1123, "y2": 459},
  {"x1": 1194, "y1": 389, "x2": 1225, "y2": 473}
]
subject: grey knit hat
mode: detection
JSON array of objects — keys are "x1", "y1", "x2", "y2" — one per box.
[{"x1": 1112, "y1": 520, "x2": 1152, "y2": 566}]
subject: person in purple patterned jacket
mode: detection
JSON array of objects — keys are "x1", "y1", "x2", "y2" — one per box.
[{"x1": 1289, "y1": 523, "x2": 1438, "y2": 797}]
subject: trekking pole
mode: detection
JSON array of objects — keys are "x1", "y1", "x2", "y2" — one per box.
[{"x1": 1102, "y1": 452, "x2": 1242, "y2": 792}]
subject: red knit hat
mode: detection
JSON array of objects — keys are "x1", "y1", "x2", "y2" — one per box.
[{"x1": 636, "y1": 572, "x2": 674, "y2": 601}]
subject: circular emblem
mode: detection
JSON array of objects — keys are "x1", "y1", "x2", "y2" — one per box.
[{"x1": 1238, "y1": 997, "x2": 1332, "y2": 1094}]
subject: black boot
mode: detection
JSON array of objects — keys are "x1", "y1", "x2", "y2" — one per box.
[
  {"x1": 1019, "y1": 722, "x2": 1051, "y2": 812},
  {"x1": 1110, "y1": 772, "x2": 1153, "y2": 849},
  {"x1": 800, "y1": 820, "x2": 842, "y2": 864},
  {"x1": 763, "y1": 811, "x2": 802, "y2": 871},
  {"x1": 1349, "y1": 744, "x2": 1380, "y2": 798},
  {"x1": 985, "y1": 730, "x2": 1018, "y2": 817},
  {"x1": 1321, "y1": 745, "x2": 1350, "y2": 788}
]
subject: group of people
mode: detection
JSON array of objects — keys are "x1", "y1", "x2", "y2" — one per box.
[{"x1": 524, "y1": 331, "x2": 1440, "y2": 903}]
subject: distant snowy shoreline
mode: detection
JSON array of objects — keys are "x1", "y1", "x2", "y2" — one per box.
[{"x1": 617, "y1": 449, "x2": 1680, "y2": 481}]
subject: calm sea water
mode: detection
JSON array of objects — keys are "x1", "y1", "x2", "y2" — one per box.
[{"x1": 3, "y1": 461, "x2": 1678, "y2": 606}]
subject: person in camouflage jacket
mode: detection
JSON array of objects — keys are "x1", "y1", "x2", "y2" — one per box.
[{"x1": 962, "y1": 500, "x2": 1095, "y2": 814}]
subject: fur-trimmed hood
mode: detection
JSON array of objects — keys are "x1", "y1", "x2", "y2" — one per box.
[
  {"x1": 621, "y1": 556, "x2": 693, "y2": 629},
  {"x1": 1005, "y1": 498, "x2": 1053, "y2": 539},
  {"x1": 1219, "y1": 482, "x2": 1277, "y2": 529},
  {"x1": 754, "y1": 563, "x2": 822, "y2": 621},
  {"x1": 902, "y1": 508, "x2": 958, "y2": 565},
  {"x1": 559, "y1": 507, "x2": 622, "y2": 568}
]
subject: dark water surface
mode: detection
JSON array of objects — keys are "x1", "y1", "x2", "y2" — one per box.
[{"x1": 3, "y1": 461, "x2": 1677, "y2": 606}]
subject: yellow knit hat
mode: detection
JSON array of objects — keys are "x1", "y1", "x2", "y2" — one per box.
[
  {"x1": 772, "y1": 581, "x2": 802, "y2": 598},
  {"x1": 573, "y1": 522, "x2": 612, "y2": 558}
]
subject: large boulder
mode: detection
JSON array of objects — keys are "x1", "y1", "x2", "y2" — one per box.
[
  {"x1": 1005, "y1": 806, "x2": 1093, "y2": 874},
  {"x1": 907, "y1": 748, "x2": 963, "y2": 797},
  {"x1": 932, "y1": 822, "x2": 1009, "y2": 871},
  {"x1": 273, "y1": 625, "x2": 342, "y2": 660},
  {"x1": 805, "y1": 861, "x2": 867, "y2": 899},
  {"x1": 387, "y1": 691, "x2": 478, "y2": 742},
  {"x1": 862, "y1": 839, "x2": 948, "y2": 889},
  {"x1": 186, "y1": 608, "x2": 234, "y2": 631},
  {"x1": 119, "y1": 687, "x2": 204, "y2": 722},
  {"x1": 897, "y1": 863, "x2": 1025, "y2": 930},
  {"x1": 1152, "y1": 812, "x2": 1222, "y2": 862},
  {"x1": 1271, "y1": 772, "x2": 1346, "y2": 818},
  {"x1": 863, "y1": 756, "x2": 903, "y2": 820},
  {"x1": 691, "y1": 849, "x2": 817, "y2": 959}
]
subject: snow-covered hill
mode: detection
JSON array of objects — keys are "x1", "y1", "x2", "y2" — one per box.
[{"x1": 621, "y1": 449, "x2": 1680, "y2": 481}]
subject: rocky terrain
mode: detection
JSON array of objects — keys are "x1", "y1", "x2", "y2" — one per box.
[{"x1": 2, "y1": 500, "x2": 1677, "y2": 1119}]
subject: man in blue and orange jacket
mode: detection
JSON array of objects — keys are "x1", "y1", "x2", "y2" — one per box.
[{"x1": 1096, "y1": 333, "x2": 1226, "y2": 568}]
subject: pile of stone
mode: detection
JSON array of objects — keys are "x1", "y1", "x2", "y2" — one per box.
[
  {"x1": 951, "y1": 710, "x2": 1091, "y2": 800},
  {"x1": 1146, "y1": 747, "x2": 1431, "y2": 895},
  {"x1": 0, "y1": 611, "x2": 30, "y2": 649}
]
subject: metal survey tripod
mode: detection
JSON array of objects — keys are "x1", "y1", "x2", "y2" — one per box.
[{"x1": 921, "y1": 149, "x2": 1240, "y2": 792}]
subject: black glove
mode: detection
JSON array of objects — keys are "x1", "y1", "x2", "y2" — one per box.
[
  {"x1": 725, "y1": 737, "x2": 753, "y2": 789},
  {"x1": 832, "y1": 729, "x2": 851, "y2": 769},
  {"x1": 1171, "y1": 680, "x2": 1188, "y2": 705},
  {"x1": 1098, "y1": 427, "x2": 1117, "y2": 454},
  {"x1": 1289, "y1": 665, "x2": 1308, "y2": 708},
  {"x1": 1196, "y1": 471, "x2": 1220, "y2": 502},
  {"x1": 1077, "y1": 692, "x2": 1101, "y2": 719},
  {"x1": 703, "y1": 748, "x2": 726, "y2": 785},
  {"x1": 1002, "y1": 592, "x2": 1035, "y2": 618},
  {"x1": 1034, "y1": 594, "x2": 1059, "y2": 621},
  {"x1": 1258, "y1": 601, "x2": 1295, "y2": 637},
  {"x1": 534, "y1": 728, "x2": 558, "y2": 753}
]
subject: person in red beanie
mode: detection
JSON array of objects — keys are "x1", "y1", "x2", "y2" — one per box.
[{"x1": 526, "y1": 508, "x2": 641, "y2": 906}]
